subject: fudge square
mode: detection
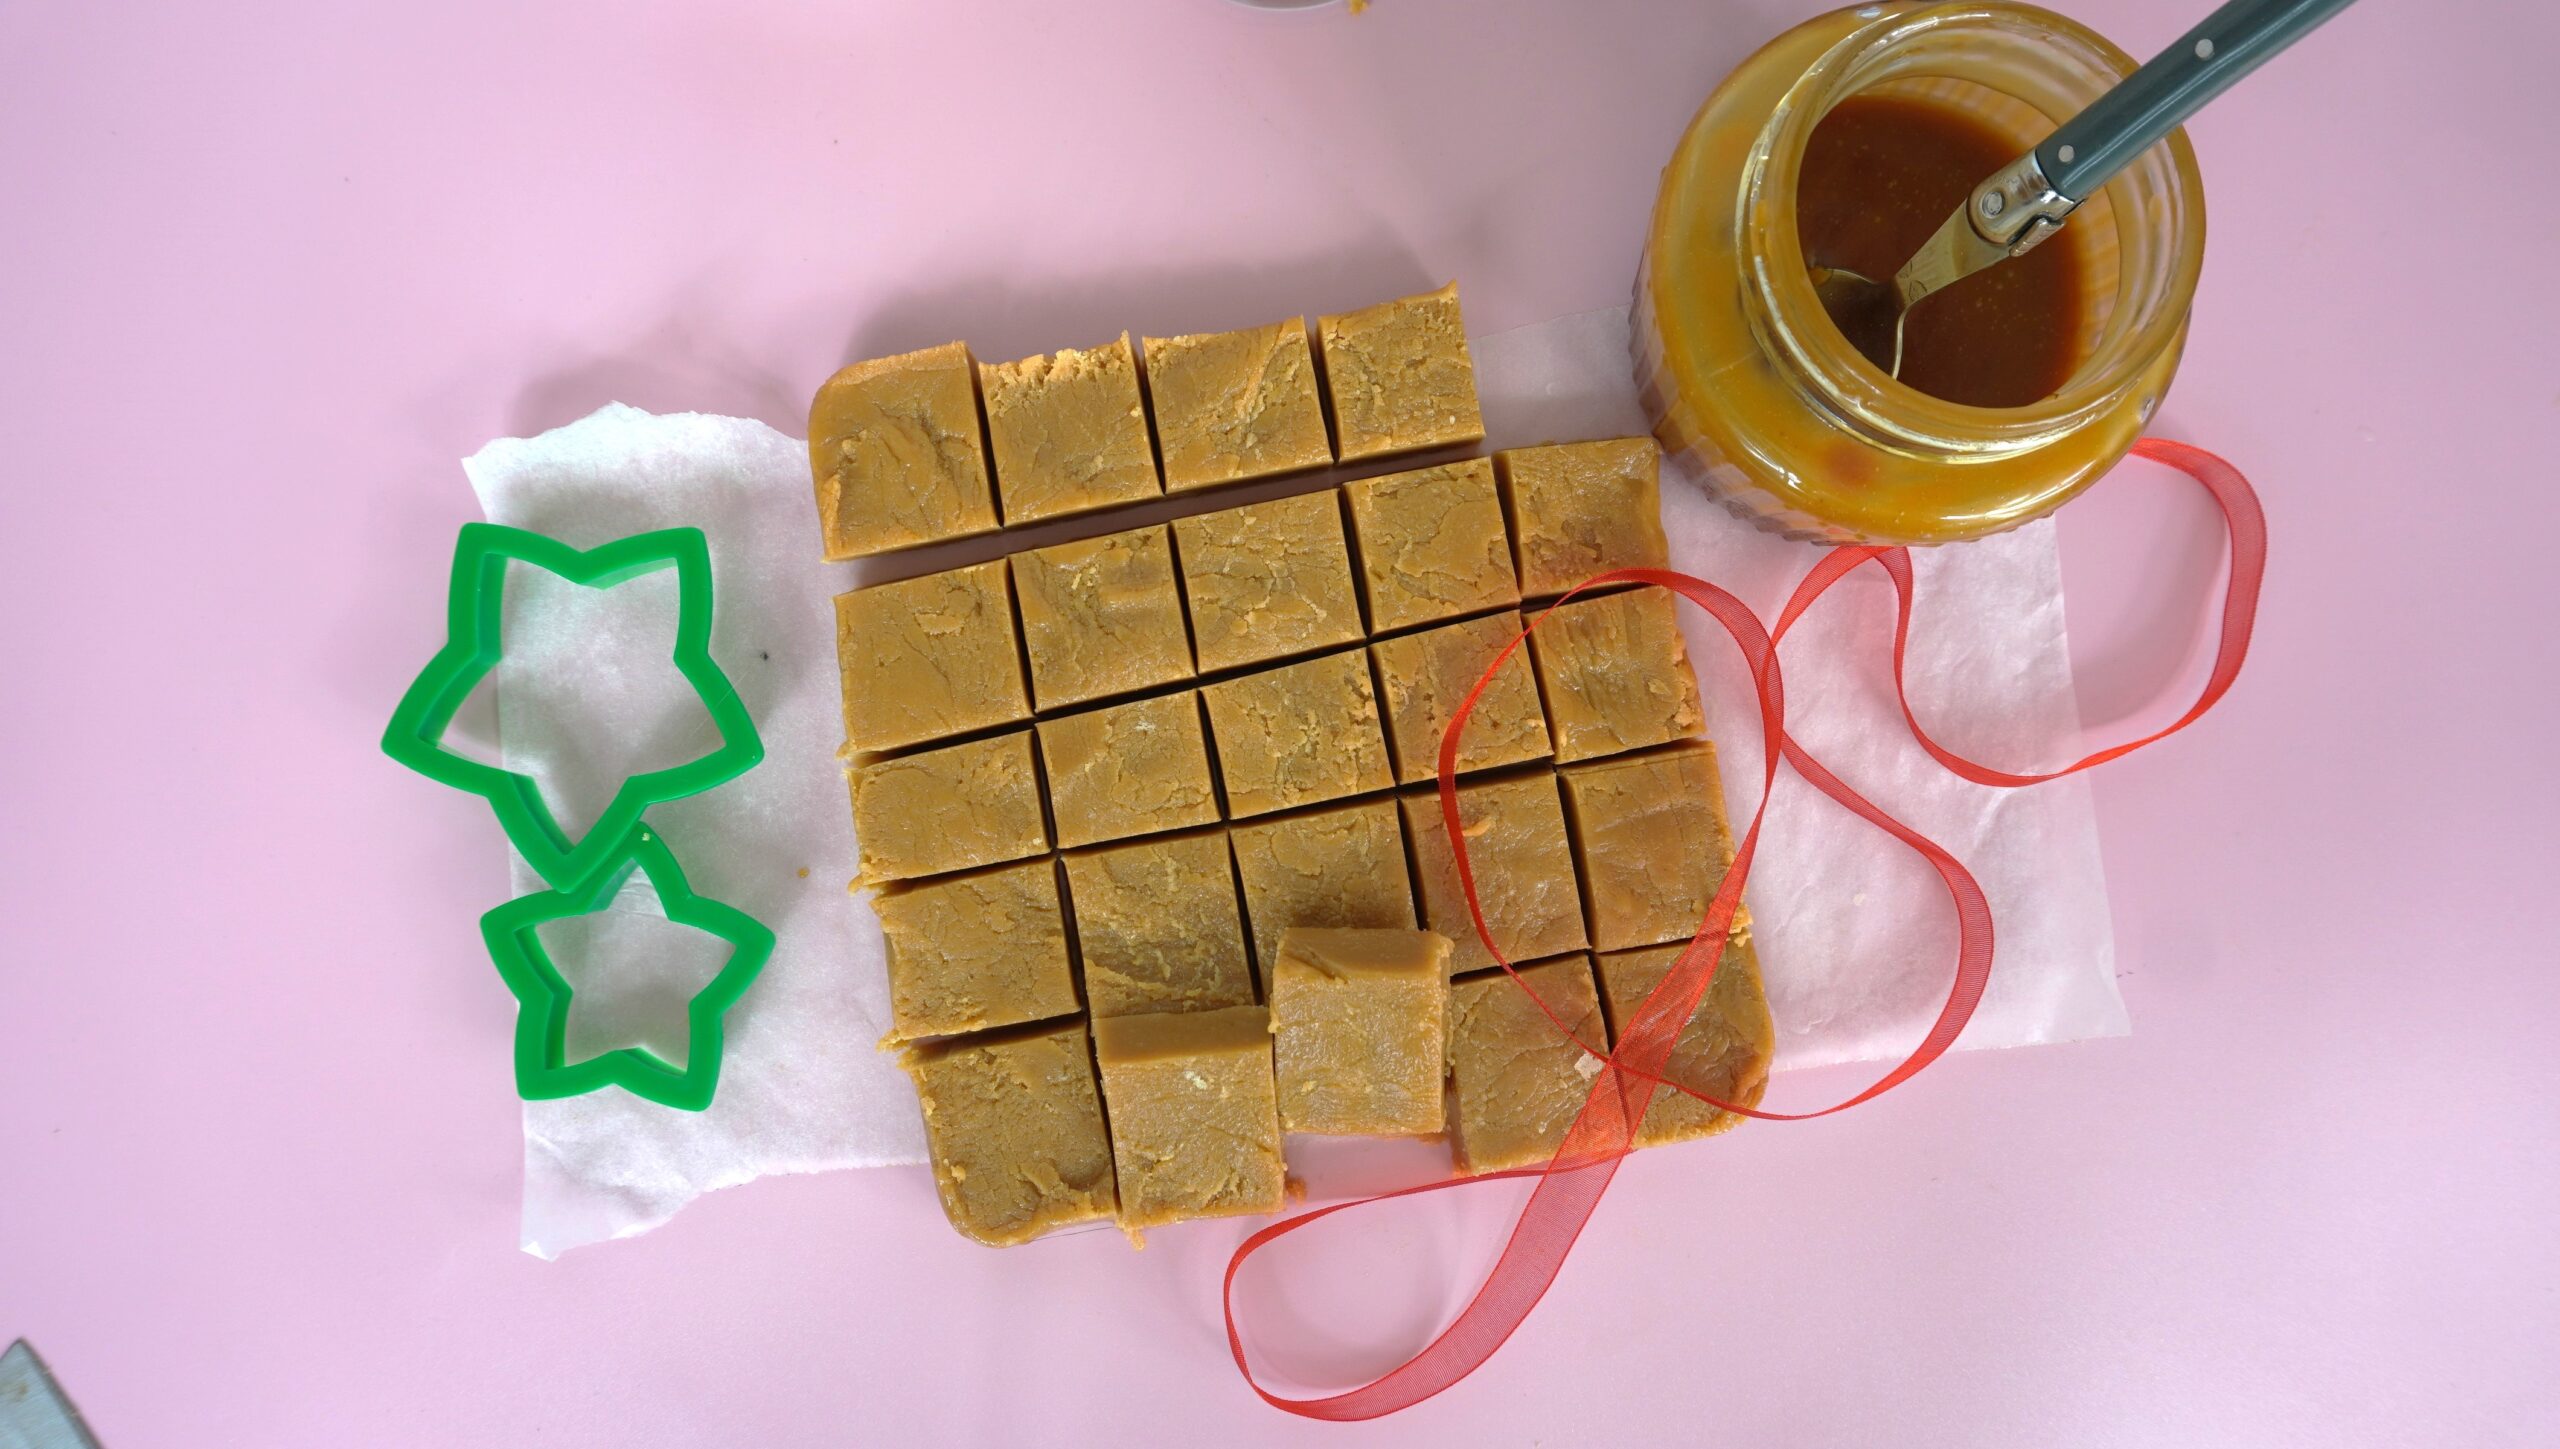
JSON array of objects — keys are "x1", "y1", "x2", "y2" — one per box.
[
  {"x1": 1198, "y1": 648, "x2": 1394, "y2": 818},
  {"x1": 901, "y1": 1018, "x2": 1117, "y2": 1246},
  {"x1": 1228, "y1": 798, "x2": 1416, "y2": 983},
  {"x1": 872, "y1": 859, "x2": 1078, "y2": 1044},
  {"x1": 848, "y1": 729, "x2": 1047, "y2": 886},
  {"x1": 1036, "y1": 691, "x2": 1220, "y2": 849},
  {"x1": 1061, "y1": 829, "x2": 1256, "y2": 1018},
  {"x1": 1559, "y1": 742, "x2": 1737, "y2": 953},
  {"x1": 979, "y1": 333, "x2": 1161, "y2": 524},
  {"x1": 1142, "y1": 318, "x2": 1333, "y2": 491},
  {"x1": 833, "y1": 560, "x2": 1030, "y2": 755},
  {"x1": 1094, "y1": 1006, "x2": 1288, "y2": 1233},
  {"x1": 1268, "y1": 927, "x2": 1451, "y2": 1135},
  {"x1": 1342, "y1": 458, "x2": 1520, "y2": 633},
  {"x1": 1172, "y1": 491, "x2": 1365, "y2": 674},
  {"x1": 1401, "y1": 771, "x2": 1588, "y2": 975},
  {"x1": 1529, "y1": 588, "x2": 1706, "y2": 763},
  {"x1": 807, "y1": 341, "x2": 1000, "y2": 560},
  {"x1": 1447, "y1": 954, "x2": 1611, "y2": 1174},
  {"x1": 1496, "y1": 437, "x2": 1673, "y2": 597},
  {"x1": 1317, "y1": 283, "x2": 1486, "y2": 464},
  {"x1": 1595, "y1": 932, "x2": 1776, "y2": 1147},
  {"x1": 1009, "y1": 522, "x2": 1194, "y2": 711},
  {"x1": 1369, "y1": 610, "x2": 1552, "y2": 785}
]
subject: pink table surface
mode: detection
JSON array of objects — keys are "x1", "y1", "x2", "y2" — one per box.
[{"x1": 4, "y1": 1, "x2": 2555, "y2": 1444}]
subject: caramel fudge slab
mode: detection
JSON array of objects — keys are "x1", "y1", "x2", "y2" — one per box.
[
  {"x1": 1317, "y1": 283, "x2": 1486, "y2": 464},
  {"x1": 873, "y1": 859, "x2": 1079, "y2": 1044},
  {"x1": 1343, "y1": 458, "x2": 1519, "y2": 633},
  {"x1": 1094, "y1": 1006, "x2": 1288, "y2": 1233},
  {"x1": 848, "y1": 730, "x2": 1047, "y2": 886},
  {"x1": 1595, "y1": 933, "x2": 1774, "y2": 1146},
  {"x1": 1529, "y1": 588, "x2": 1706, "y2": 764},
  {"x1": 1401, "y1": 772, "x2": 1587, "y2": 975},
  {"x1": 1559, "y1": 743, "x2": 1738, "y2": 953},
  {"x1": 1173, "y1": 491, "x2": 1365, "y2": 674},
  {"x1": 808, "y1": 342, "x2": 1000, "y2": 560},
  {"x1": 1229, "y1": 798, "x2": 1416, "y2": 985},
  {"x1": 1447, "y1": 954, "x2": 1610, "y2": 1174},
  {"x1": 1269, "y1": 927, "x2": 1451, "y2": 1135},
  {"x1": 1199, "y1": 648, "x2": 1394, "y2": 819},
  {"x1": 833, "y1": 560, "x2": 1030, "y2": 755},
  {"x1": 1037, "y1": 692, "x2": 1219, "y2": 849},
  {"x1": 1496, "y1": 437, "x2": 1673, "y2": 598},
  {"x1": 1143, "y1": 319, "x2": 1333, "y2": 491},
  {"x1": 1370, "y1": 610, "x2": 1552, "y2": 785},
  {"x1": 1010, "y1": 523, "x2": 1194, "y2": 711},
  {"x1": 901, "y1": 1019, "x2": 1117, "y2": 1246},
  {"x1": 979, "y1": 333, "x2": 1161, "y2": 525},
  {"x1": 1062, "y1": 830, "x2": 1256, "y2": 1017}
]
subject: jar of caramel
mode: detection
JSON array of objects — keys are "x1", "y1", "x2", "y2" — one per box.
[{"x1": 1636, "y1": 1, "x2": 2205, "y2": 545}]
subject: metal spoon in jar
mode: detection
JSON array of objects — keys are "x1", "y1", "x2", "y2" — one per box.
[{"x1": 1811, "y1": 0, "x2": 2356, "y2": 381}]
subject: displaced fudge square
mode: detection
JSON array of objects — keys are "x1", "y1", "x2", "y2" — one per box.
[
  {"x1": 1268, "y1": 927, "x2": 1451, "y2": 1135},
  {"x1": 1037, "y1": 692, "x2": 1220, "y2": 849},
  {"x1": 1061, "y1": 829, "x2": 1256, "y2": 1018},
  {"x1": 1143, "y1": 319, "x2": 1334, "y2": 491},
  {"x1": 1343, "y1": 458, "x2": 1520, "y2": 633},
  {"x1": 1094, "y1": 1006, "x2": 1288, "y2": 1233},
  {"x1": 1401, "y1": 772, "x2": 1588, "y2": 975},
  {"x1": 849, "y1": 729, "x2": 1047, "y2": 886},
  {"x1": 1317, "y1": 283, "x2": 1486, "y2": 464},
  {"x1": 901, "y1": 1018, "x2": 1117, "y2": 1246},
  {"x1": 1172, "y1": 491, "x2": 1365, "y2": 673},
  {"x1": 1010, "y1": 523, "x2": 1194, "y2": 710},
  {"x1": 1370, "y1": 610, "x2": 1552, "y2": 785},
  {"x1": 833, "y1": 560, "x2": 1030, "y2": 754},
  {"x1": 979, "y1": 333, "x2": 1162, "y2": 524},
  {"x1": 1496, "y1": 437, "x2": 1673, "y2": 597},
  {"x1": 1559, "y1": 743, "x2": 1737, "y2": 952},
  {"x1": 873, "y1": 859, "x2": 1078, "y2": 1044},
  {"x1": 808, "y1": 341, "x2": 1000, "y2": 560},
  {"x1": 1595, "y1": 931, "x2": 1775, "y2": 1146},
  {"x1": 1199, "y1": 648, "x2": 1394, "y2": 818},
  {"x1": 1529, "y1": 588, "x2": 1705, "y2": 763},
  {"x1": 1447, "y1": 954, "x2": 1610, "y2": 1174},
  {"x1": 1229, "y1": 798, "x2": 1415, "y2": 982}
]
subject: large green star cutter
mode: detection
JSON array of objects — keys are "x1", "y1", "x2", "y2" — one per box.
[
  {"x1": 480, "y1": 825, "x2": 772, "y2": 1111},
  {"x1": 382, "y1": 522, "x2": 763, "y2": 891}
]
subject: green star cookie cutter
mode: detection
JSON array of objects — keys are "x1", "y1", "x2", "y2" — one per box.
[
  {"x1": 481, "y1": 824, "x2": 773, "y2": 1111},
  {"x1": 382, "y1": 522, "x2": 763, "y2": 891}
]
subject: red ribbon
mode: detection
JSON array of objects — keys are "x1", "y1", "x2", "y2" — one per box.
[{"x1": 1223, "y1": 437, "x2": 2266, "y2": 1419}]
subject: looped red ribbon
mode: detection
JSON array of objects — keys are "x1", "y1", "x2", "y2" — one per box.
[{"x1": 1223, "y1": 438, "x2": 2266, "y2": 1419}]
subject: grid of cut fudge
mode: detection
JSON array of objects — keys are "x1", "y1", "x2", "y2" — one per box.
[
  {"x1": 1369, "y1": 610, "x2": 1552, "y2": 785},
  {"x1": 833, "y1": 561, "x2": 1030, "y2": 755},
  {"x1": 1400, "y1": 772, "x2": 1588, "y2": 975},
  {"x1": 1172, "y1": 491, "x2": 1365, "y2": 673},
  {"x1": 1009, "y1": 523, "x2": 1194, "y2": 710},
  {"x1": 1198, "y1": 649, "x2": 1394, "y2": 818},
  {"x1": 1268, "y1": 927, "x2": 1450, "y2": 1135},
  {"x1": 1342, "y1": 458, "x2": 1519, "y2": 633},
  {"x1": 872, "y1": 859, "x2": 1078, "y2": 1044},
  {"x1": 1094, "y1": 1006, "x2": 1288, "y2": 1233},
  {"x1": 808, "y1": 341, "x2": 1000, "y2": 560},
  {"x1": 1061, "y1": 829, "x2": 1256, "y2": 1018},
  {"x1": 1594, "y1": 931, "x2": 1775, "y2": 1146},
  {"x1": 1036, "y1": 692, "x2": 1220, "y2": 849},
  {"x1": 1496, "y1": 437, "x2": 1672, "y2": 597},
  {"x1": 1447, "y1": 954, "x2": 1610, "y2": 1174},
  {"x1": 901, "y1": 1019, "x2": 1117, "y2": 1246},
  {"x1": 1317, "y1": 284, "x2": 1486, "y2": 463},
  {"x1": 1143, "y1": 319, "x2": 1333, "y2": 491},
  {"x1": 1228, "y1": 798, "x2": 1416, "y2": 983},
  {"x1": 979, "y1": 333, "x2": 1161, "y2": 524},
  {"x1": 1529, "y1": 588, "x2": 1705, "y2": 763},
  {"x1": 849, "y1": 730, "x2": 1047, "y2": 885},
  {"x1": 1558, "y1": 743, "x2": 1737, "y2": 953}
]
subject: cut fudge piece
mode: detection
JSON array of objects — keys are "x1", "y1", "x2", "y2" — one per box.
[
  {"x1": 1143, "y1": 319, "x2": 1333, "y2": 491},
  {"x1": 1228, "y1": 798, "x2": 1415, "y2": 983},
  {"x1": 873, "y1": 859, "x2": 1078, "y2": 1044},
  {"x1": 1447, "y1": 954, "x2": 1610, "y2": 1174},
  {"x1": 979, "y1": 333, "x2": 1161, "y2": 524},
  {"x1": 1496, "y1": 437, "x2": 1672, "y2": 597},
  {"x1": 1317, "y1": 284, "x2": 1485, "y2": 464},
  {"x1": 1037, "y1": 692, "x2": 1219, "y2": 849},
  {"x1": 1343, "y1": 458, "x2": 1519, "y2": 633},
  {"x1": 901, "y1": 1018, "x2": 1117, "y2": 1246},
  {"x1": 1559, "y1": 743, "x2": 1736, "y2": 953},
  {"x1": 1199, "y1": 649, "x2": 1394, "y2": 818},
  {"x1": 1010, "y1": 523, "x2": 1194, "y2": 710},
  {"x1": 849, "y1": 730, "x2": 1047, "y2": 885},
  {"x1": 808, "y1": 341, "x2": 999, "y2": 560},
  {"x1": 1529, "y1": 588, "x2": 1705, "y2": 763},
  {"x1": 1401, "y1": 772, "x2": 1588, "y2": 975},
  {"x1": 1061, "y1": 829, "x2": 1255, "y2": 1018},
  {"x1": 1595, "y1": 931, "x2": 1774, "y2": 1145},
  {"x1": 1172, "y1": 491, "x2": 1364, "y2": 673},
  {"x1": 1369, "y1": 610, "x2": 1552, "y2": 785},
  {"x1": 1094, "y1": 1006, "x2": 1287, "y2": 1233},
  {"x1": 1268, "y1": 927, "x2": 1450, "y2": 1135},
  {"x1": 833, "y1": 560, "x2": 1030, "y2": 755}
]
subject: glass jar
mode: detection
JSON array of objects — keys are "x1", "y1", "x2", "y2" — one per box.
[{"x1": 1634, "y1": 1, "x2": 2205, "y2": 544}]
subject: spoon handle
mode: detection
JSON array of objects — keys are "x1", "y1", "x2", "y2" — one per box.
[{"x1": 2037, "y1": 0, "x2": 2357, "y2": 201}]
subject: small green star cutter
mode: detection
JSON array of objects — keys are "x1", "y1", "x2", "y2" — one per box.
[
  {"x1": 382, "y1": 522, "x2": 763, "y2": 892},
  {"x1": 481, "y1": 825, "x2": 773, "y2": 1111}
]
